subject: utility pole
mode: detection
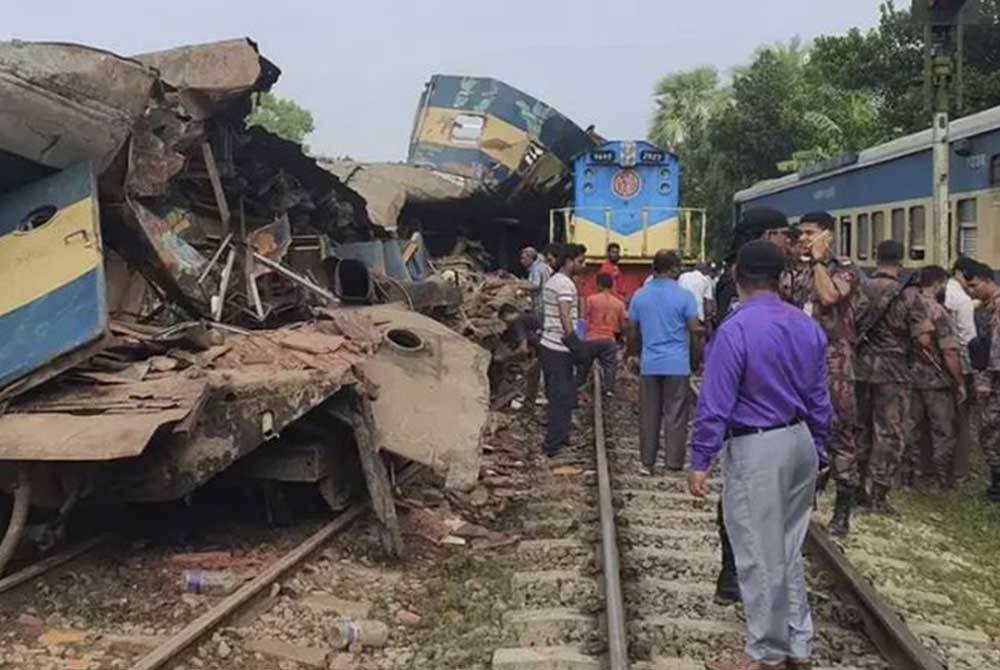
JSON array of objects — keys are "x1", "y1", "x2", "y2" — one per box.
[{"x1": 913, "y1": 0, "x2": 978, "y2": 267}]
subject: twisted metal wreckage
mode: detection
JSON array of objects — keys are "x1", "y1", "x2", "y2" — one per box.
[{"x1": 0, "y1": 38, "x2": 492, "y2": 574}]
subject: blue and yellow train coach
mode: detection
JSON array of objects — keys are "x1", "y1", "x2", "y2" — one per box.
[{"x1": 734, "y1": 105, "x2": 1000, "y2": 270}]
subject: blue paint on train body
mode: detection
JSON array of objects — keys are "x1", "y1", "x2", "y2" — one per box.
[
  {"x1": 0, "y1": 268, "x2": 105, "y2": 388},
  {"x1": 734, "y1": 106, "x2": 1000, "y2": 223},
  {"x1": 571, "y1": 140, "x2": 681, "y2": 235}
]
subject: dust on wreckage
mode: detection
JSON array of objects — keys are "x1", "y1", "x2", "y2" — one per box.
[{"x1": 0, "y1": 38, "x2": 493, "y2": 576}]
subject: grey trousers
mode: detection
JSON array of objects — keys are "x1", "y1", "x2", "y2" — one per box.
[
  {"x1": 722, "y1": 423, "x2": 817, "y2": 663},
  {"x1": 639, "y1": 375, "x2": 691, "y2": 470}
]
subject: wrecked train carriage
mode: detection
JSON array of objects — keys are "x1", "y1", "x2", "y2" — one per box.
[
  {"x1": 0, "y1": 39, "x2": 490, "y2": 570},
  {"x1": 403, "y1": 75, "x2": 599, "y2": 265}
]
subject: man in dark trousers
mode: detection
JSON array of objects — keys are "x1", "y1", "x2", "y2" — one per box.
[
  {"x1": 710, "y1": 207, "x2": 790, "y2": 605},
  {"x1": 628, "y1": 250, "x2": 702, "y2": 474},
  {"x1": 690, "y1": 240, "x2": 831, "y2": 670},
  {"x1": 539, "y1": 244, "x2": 585, "y2": 457}
]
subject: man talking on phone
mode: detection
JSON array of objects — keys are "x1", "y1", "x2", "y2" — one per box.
[{"x1": 794, "y1": 211, "x2": 863, "y2": 537}]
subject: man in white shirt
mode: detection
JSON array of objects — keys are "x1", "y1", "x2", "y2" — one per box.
[
  {"x1": 949, "y1": 257, "x2": 980, "y2": 481},
  {"x1": 539, "y1": 244, "x2": 585, "y2": 457},
  {"x1": 678, "y1": 263, "x2": 715, "y2": 322}
]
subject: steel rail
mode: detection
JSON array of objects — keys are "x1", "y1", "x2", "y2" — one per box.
[
  {"x1": 593, "y1": 370, "x2": 630, "y2": 669},
  {"x1": 805, "y1": 521, "x2": 945, "y2": 670},
  {"x1": 0, "y1": 533, "x2": 112, "y2": 596},
  {"x1": 131, "y1": 463, "x2": 421, "y2": 670}
]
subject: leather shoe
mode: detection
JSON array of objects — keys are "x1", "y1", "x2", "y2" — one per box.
[{"x1": 786, "y1": 658, "x2": 811, "y2": 670}]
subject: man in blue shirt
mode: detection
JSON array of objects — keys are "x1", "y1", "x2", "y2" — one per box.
[{"x1": 628, "y1": 249, "x2": 703, "y2": 475}]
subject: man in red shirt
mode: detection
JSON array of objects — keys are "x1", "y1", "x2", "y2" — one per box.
[
  {"x1": 598, "y1": 243, "x2": 628, "y2": 302},
  {"x1": 578, "y1": 273, "x2": 627, "y2": 394}
]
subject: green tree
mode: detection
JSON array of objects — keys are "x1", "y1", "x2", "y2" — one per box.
[{"x1": 247, "y1": 93, "x2": 315, "y2": 145}]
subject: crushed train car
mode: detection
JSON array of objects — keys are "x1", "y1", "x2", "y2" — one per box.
[{"x1": 0, "y1": 39, "x2": 490, "y2": 573}]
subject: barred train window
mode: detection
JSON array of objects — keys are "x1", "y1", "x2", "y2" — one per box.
[
  {"x1": 857, "y1": 213, "x2": 870, "y2": 260},
  {"x1": 909, "y1": 206, "x2": 926, "y2": 261},
  {"x1": 839, "y1": 216, "x2": 852, "y2": 257},
  {"x1": 891, "y1": 208, "x2": 905, "y2": 244},
  {"x1": 871, "y1": 211, "x2": 885, "y2": 256},
  {"x1": 958, "y1": 198, "x2": 978, "y2": 258}
]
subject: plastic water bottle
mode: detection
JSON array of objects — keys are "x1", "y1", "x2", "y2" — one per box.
[
  {"x1": 328, "y1": 619, "x2": 389, "y2": 650},
  {"x1": 181, "y1": 569, "x2": 240, "y2": 596}
]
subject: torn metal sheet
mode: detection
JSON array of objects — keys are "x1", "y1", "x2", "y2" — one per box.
[
  {"x1": 321, "y1": 161, "x2": 476, "y2": 231},
  {"x1": 133, "y1": 38, "x2": 279, "y2": 120},
  {"x1": 0, "y1": 41, "x2": 156, "y2": 171},
  {"x1": 353, "y1": 304, "x2": 490, "y2": 491},
  {"x1": 0, "y1": 162, "x2": 110, "y2": 396}
]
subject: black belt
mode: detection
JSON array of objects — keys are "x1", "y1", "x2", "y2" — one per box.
[{"x1": 727, "y1": 419, "x2": 802, "y2": 439}]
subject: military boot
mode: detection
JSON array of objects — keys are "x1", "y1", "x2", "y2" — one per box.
[
  {"x1": 986, "y1": 468, "x2": 1000, "y2": 503},
  {"x1": 827, "y1": 484, "x2": 854, "y2": 538},
  {"x1": 869, "y1": 483, "x2": 900, "y2": 518}
]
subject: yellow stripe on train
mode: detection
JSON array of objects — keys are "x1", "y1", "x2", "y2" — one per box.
[
  {"x1": 569, "y1": 215, "x2": 680, "y2": 261},
  {"x1": 415, "y1": 106, "x2": 530, "y2": 173},
  {"x1": 0, "y1": 197, "x2": 102, "y2": 316}
]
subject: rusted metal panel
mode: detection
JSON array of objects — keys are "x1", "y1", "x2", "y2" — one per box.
[
  {"x1": 352, "y1": 304, "x2": 490, "y2": 491},
  {"x1": 134, "y1": 38, "x2": 275, "y2": 96},
  {"x1": 0, "y1": 41, "x2": 156, "y2": 171}
]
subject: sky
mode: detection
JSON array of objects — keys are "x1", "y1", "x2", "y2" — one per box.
[{"x1": 4, "y1": 0, "x2": 884, "y2": 161}]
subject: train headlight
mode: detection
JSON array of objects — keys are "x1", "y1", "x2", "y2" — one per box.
[
  {"x1": 584, "y1": 183, "x2": 595, "y2": 194},
  {"x1": 659, "y1": 183, "x2": 671, "y2": 194}
]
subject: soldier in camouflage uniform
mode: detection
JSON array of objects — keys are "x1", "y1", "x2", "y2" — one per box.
[
  {"x1": 854, "y1": 241, "x2": 934, "y2": 516},
  {"x1": 794, "y1": 212, "x2": 862, "y2": 536},
  {"x1": 963, "y1": 262, "x2": 1000, "y2": 502},
  {"x1": 908, "y1": 266, "x2": 965, "y2": 489}
]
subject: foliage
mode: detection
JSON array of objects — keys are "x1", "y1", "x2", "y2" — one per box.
[
  {"x1": 247, "y1": 93, "x2": 315, "y2": 146},
  {"x1": 648, "y1": 0, "x2": 1000, "y2": 258}
]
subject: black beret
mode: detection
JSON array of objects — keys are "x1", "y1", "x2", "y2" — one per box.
[{"x1": 736, "y1": 240, "x2": 786, "y2": 279}]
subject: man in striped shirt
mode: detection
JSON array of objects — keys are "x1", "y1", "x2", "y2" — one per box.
[{"x1": 540, "y1": 244, "x2": 585, "y2": 457}]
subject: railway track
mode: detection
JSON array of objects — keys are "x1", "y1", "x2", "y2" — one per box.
[
  {"x1": 490, "y1": 371, "x2": 957, "y2": 670},
  {"x1": 0, "y1": 467, "x2": 421, "y2": 670}
]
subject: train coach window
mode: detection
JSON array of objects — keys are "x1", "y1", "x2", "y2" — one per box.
[
  {"x1": 958, "y1": 198, "x2": 978, "y2": 257},
  {"x1": 839, "y1": 217, "x2": 852, "y2": 257},
  {"x1": 992, "y1": 154, "x2": 1000, "y2": 186},
  {"x1": 857, "y1": 213, "x2": 870, "y2": 260},
  {"x1": 891, "y1": 208, "x2": 905, "y2": 244},
  {"x1": 909, "y1": 206, "x2": 926, "y2": 261},
  {"x1": 871, "y1": 211, "x2": 885, "y2": 252},
  {"x1": 450, "y1": 114, "x2": 485, "y2": 145}
]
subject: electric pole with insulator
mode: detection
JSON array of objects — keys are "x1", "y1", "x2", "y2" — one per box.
[{"x1": 913, "y1": 0, "x2": 979, "y2": 267}]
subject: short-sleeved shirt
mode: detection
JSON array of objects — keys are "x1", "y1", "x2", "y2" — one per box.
[
  {"x1": 912, "y1": 300, "x2": 960, "y2": 389},
  {"x1": 628, "y1": 278, "x2": 699, "y2": 376},
  {"x1": 678, "y1": 270, "x2": 713, "y2": 321},
  {"x1": 540, "y1": 272, "x2": 578, "y2": 353},
  {"x1": 528, "y1": 259, "x2": 552, "y2": 313},
  {"x1": 598, "y1": 260, "x2": 628, "y2": 301},
  {"x1": 585, "y1": 292, "x2": 626, "y2": 342}
]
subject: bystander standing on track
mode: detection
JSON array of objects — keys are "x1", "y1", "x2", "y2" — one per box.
[
  {"x1": 598, "y1": 242, "x2": 628, "y2": 303},
  {"x1": 689, "y1": 240, "x2": 831, "y2": 670},
  {"x1": 628, "y1": 250, "x2": 702, "y2": 476},
  {"x1": 908, "y1": 265, "x2": 964, "y2": 489},
  {"x1": 539, "y1": 244, "x2": 586, "y2": 457},
  {"x1": 578, "y1": 273, "x2": 626, "y2": 394}
]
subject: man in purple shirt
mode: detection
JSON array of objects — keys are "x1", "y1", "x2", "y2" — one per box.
[{"x1": 689, "y1": 240, "x2": 831, "y2": 670}]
